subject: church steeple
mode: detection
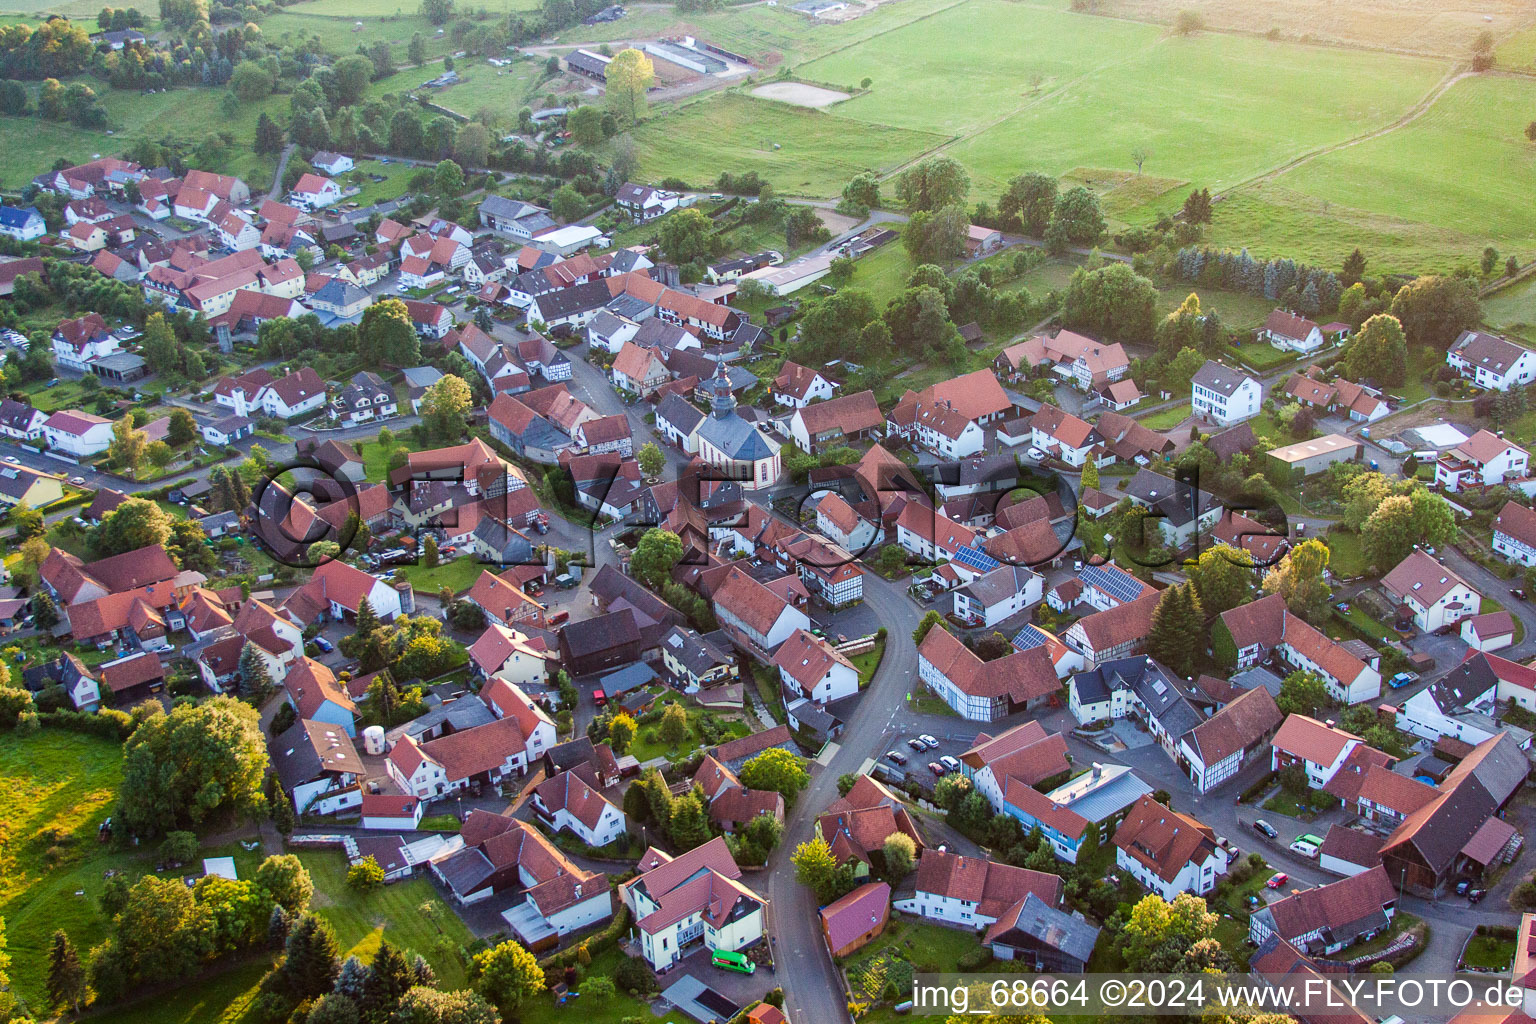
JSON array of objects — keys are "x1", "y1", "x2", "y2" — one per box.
[{"x1": 709, "y1": 360, "x2": 735, "y2": 419}]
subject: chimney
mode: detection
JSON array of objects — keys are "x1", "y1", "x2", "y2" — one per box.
[{"x1": 1091, "y1": 763, "x2": 1102, "y2": 780}]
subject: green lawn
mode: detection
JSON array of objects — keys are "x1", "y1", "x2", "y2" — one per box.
[
  {"x1": 1485, "y1": 275, "x2": 1536, "y2": 332},
  {"x1": 254, "y1": 9, "x2": 455, "y2": 59},
  {"x1": 337, "y1": 159, "x2": 418, "y2": 207},
  {"x1": 520, "y1": 947, "x2": 667, "y2": 1024},
  {"x1": 396, "y1": 554, "x2": 488, "y2": 596},
  {"x1": 1137, "y1": 403, "x2": 1191, "y2": 430},
  {"x1": 1323, "y1": 529, "x2": 1368, "y2": 578},
  {"x1": 628, "y1": 695, "x2": 750, "y2": 763},
  {"x1": 295, "y1": 849, "x2": 480, "y2": 989},
  {"x1": 1462, "y1": 933, "x2": 1516, "y2": 971},
  {"x1": 1228, "y1": 340, "x2": 1304, "y2": 371},
  {"x1": 0, "y1": 730, "x2": 124, "y2": 1005},
  {"x1": 844, "y1": 231, "x2": 915, "y2": 309},
  {"x1": 426, "y1": 58, "x2": 557, "y2": 119},
  {"x1": 849, "y1": 637, "x2": 885, "y2": 689},
  {"x1": 629, "y1": 92, "x2": 948, "y2": 198},
  {"x1": 1262, "y1": 787, "x2": 1321, "y2": 820}
]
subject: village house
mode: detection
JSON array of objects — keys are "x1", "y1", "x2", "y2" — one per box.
[
  {"x1": 961, "y1": 720, "x2": 1071, "y2": 810},
  {"x1": 532, "y1": 769, "x2": 627, "y2": 848},
  {"x1": 893, "y1": 849, "x2": 1062, "y2": 929},
  {"x1": 1113, "y1": 795, "x2": 1229, "y2": 900},
  {"x1": 1176, "y1": 685, "x2": 1283, "y2": 793},
  {"x1": 1492, "y1": 500, "x2": 1536, "y2": 566},
  {"x1": 774, "y1": 628, "x2": 859, "y2": 706},
  {"x1": 1380, "y1": 549, "x2": 1481, "y2": 632},
  {"x1": 1436, "y1": 429, "x2": 1530, "y2": 492},
  {"x1": 1217, "y1": 593, "x2": 1382, "y2": 705},
  {"x1": 788, "y1": 390, "x2": 884, "y2": 453},
  {"x1": 1191, "y1": 360, "x2": 1262, "y2": 426},
  {"x1": 917, "y1": 625, "x2": 1058, "y2": 721},
  {"x1": 1446, "y1": 330, "x2": 1536, "y2": 391},
  {"x1": 43, "y1": 410, "x2": 115, "y2": 457},
  {"x1": 821, "y1": 882, "x2": 891, "y2": 958},
  {"x1": 432, "y1": 810, "x2": 612, "y2": 948},
  {"x1": 1248, "y1": 865, "x2": 1398, "y2": 953},
  {"x1": 694, "y1": 755, "x2": 785, "y2": 835},
  {"x1": 270, "y1": 718, "x2": 364, "y2": 816},
  {"x1": 1061, "y1": 593, "x2": 1159, "y2": 668},
  {"x1": 621, "y1": 838, "x2": 765, "y2": 970},
  {"x1": 772, "y1": 360, "x2": 837, "y2": 407},
  {"x1": 1260, "y1": 309, "x2": 1327, "y2": 354},
  {"x1": 283, "y1": 656, "x2": 357, "y2": 737}
]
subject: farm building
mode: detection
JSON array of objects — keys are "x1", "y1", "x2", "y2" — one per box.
[{"x1": 1265, "y1": 433, "x2": 1362, "y2": 479}]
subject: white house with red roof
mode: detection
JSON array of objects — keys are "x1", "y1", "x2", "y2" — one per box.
[
  {"x1": 253, "y1": 367, "x2": 327, "y2": 419},
  {"x1": 1436, "y1": 430, "x2": 1530, "y2": 493},
  {"x1": 532, "y1": 769, "x2": 626, "y2": 847},
  {"x1": 386, "y1": 709, "x2": 543, "y2": 800},
  {"x1": 1463, "y1": 611, "x2": 1516, "y2": 653},
  {"x1": 1029, "y1": 404, "x2": 1103, "y2": 467},
  {"x1": 1379, "y1": 549, "x2": 1481, "y2": 633},
  {"x1": 1446, "y1": 330, "x2": 1536, "y2": 391},
  {"x1": 893, "y1": 848, "x2": 1062, "y2": 928},
  {"x1": 917, "y1": 625, "x2": 1058, "y2": 721},
  {"x1": 1259, "y1": 309, "x2": 1326, "y2": 354},
  {"x1": 772, "y1": 360, "x2": 836, "y2": 408},
  {"x1": 290, "y1": 173, "x2": 341, "y2": 210},
  {"x1": 773, "y1": 628, "x2": 858, "y2": 706},
  {"x1": 1270, "y1": 714, "x2": 1377, "y2": 790},
  {"x1": 468, "y1": 623, "x2": 553, "y2": 689},
  {"x1": 360, "y1": 793, "x2": 424, "y2": 830},
  {"x1": 1494, "y1": 501, "x2": 1536, "y2": 567},
  {"x1": 894, "y1": 503, "x2": 977, "y2": 562},
  {"x1": 282, "y1": 558, "x2": 405, "y2": 625},
  {"x1": 42, "y1": 409, "x2": 114, "y2": 457},
  {"x1": 1113, "y1": 795, "x2": 1228, "y2": 900},
  {"x1": 621, "y1": 838, "x2": 764, "y2": 970},
  {"x1": 52, "y1": 313, "x2": 122, "y2": 372}
]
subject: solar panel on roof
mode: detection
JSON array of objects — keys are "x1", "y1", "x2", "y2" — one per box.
[
  {"x1": 1011, "y1": 624, "x2": 1048, "y2": 651},
  {"x1": 951, "y1": 545, "x2": 1000, "y2": 574},
  {"x1": 1080, "y1": 564, "x2": 1145, "y2": 604}
]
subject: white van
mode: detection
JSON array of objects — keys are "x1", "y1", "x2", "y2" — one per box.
[{"x1": 1288, "y1": 837, "x2": 1321, "y2": 858}]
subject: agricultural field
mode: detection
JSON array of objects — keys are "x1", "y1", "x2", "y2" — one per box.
[
  {"x1": 628, "y1": 92, "x2": 947, "y2": 197},
  {"x1": 550, "y1": 0, "x2": 965, "y2": 67},
  {"x1": 292, "y1": 0, "x2": 539, "y2": 16},
  {"x1": 1090, "y1": 0, "x2": 1528, "y2": 57},
  {"x1": 0, "y1": 83, "x2": 290, "y2": 188},
  {"x1": 427, "y1": 58, "x2": 565, "y2": 118},
  {"x1": 0, "y1": 729, "x2": 123, "y2": 1005},
  {"x1": 254, "y1": 8, "x2": 455, "y2": 59},
  {"x1": 936, "y1": 17, "x2": 1447, "y2": 197},
  {"x1": 1208, "y1": 74, "x2": 1536, "y2": 273},
  {"x1": 1485, "y1": 275, "x2": 1536, "y2": 331}
]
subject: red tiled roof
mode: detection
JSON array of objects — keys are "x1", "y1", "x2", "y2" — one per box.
[{"x1": 1112, "y1": 794, "x2": 1218, "y2": 883}]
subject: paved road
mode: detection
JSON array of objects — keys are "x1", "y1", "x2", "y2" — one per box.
[{"x1": 763, "y1": 571, "x2": 921, "y2": 1024}]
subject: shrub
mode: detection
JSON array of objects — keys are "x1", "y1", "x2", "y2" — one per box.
[
  {"x1": 955, "y1": 947, "x2": 993, "y2": 971},
  {"x1": 614, "y1": 953, "x2": 654, "y2": 995}
]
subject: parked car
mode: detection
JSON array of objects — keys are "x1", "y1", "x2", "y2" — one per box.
[
  {"x1": 1266, "y1": 872, "x2": 1289, "y2": 889},
  {"x1": 907, "y1": 738, "x2": 928, "y2": 752},
  {"x1": 313, "y1": 636, "x2": 334, "y2": 654},
  {"x1": 927, "y1": 761, "x2": 946, "y2": 777},
  {"x1": 919, "y1": 733, "x2": 939, "y2": 748},
  {"x1": 1253, "y1": 819, "x2": 1278, "y2": 839},
  {"x1": 1468, "y1": 888, "x2": 1488, "y2": 904},
  {"x1": 1513, "y1": 588, "x2": 1529, "y2": 602},
  {"x1": 939, "y1": 755, "x2": 961, "y2": 772},
  {"x1": 1455, "y1": 878, "x2": 1474, "y2": 896},
  {"x1": 885, "y1": 750, "x2": 907, "y2": 765},
  {"x1": 1388, "y1": 671, "x2": 1418, "y2": 689}
]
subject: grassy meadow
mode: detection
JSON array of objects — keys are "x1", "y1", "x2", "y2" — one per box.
[
  {"x1": 1210, "y1": 74, "x2": 1536, "y2": 273},
  {"x1": 629, "y1": 92, "x2": 948, "y2": 196}
]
